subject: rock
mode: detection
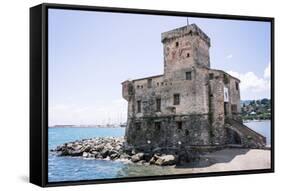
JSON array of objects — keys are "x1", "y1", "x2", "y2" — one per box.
[
  {"x1": 115, "y1": 145, "x2": 122, "y2": 151},
  {"x1": 60, "y1": 148, "x2": 69, "y2": 156},
  {"x1": 108, "y1": 149, "x2": 116, "y2": 155},
  {"x1": 149, "y1": 156, "x2": 156, "y2": 164},
  {"x1": 53, "y1": 136, "x2": 180, "y2": 165},
  {"x1": 83, "y1": 145, "x2": 91, "y2": 152},
  {"x1": 54, "y1": 137, "x2": 186, "y2": 166},
  {"x1": 110, "y1": 153, "x2": 119, "y2": 160},
  {"x1": 90, "y1": 151, "x2": 98, "y2": 158},
  {"x1": 120, "y1": 153, "x2": 130, "y2": 159},
  {"x1": 153, "y1": 153, "x2": 161, "y2": 160},
  {"x1": 131, "y1": 153, "x2": 144, "y2": 163},
  {"x1": 82, "y1": 152, "x2": 89, "y2": 157},
  {"x1": 155, "y1": 155, "x2": 177, "y2": 166},
  {"x1": 74, "y1": 145, "x2": 83, "y2": 151},
  {"x1": 56, "y1": 145, "x2": 63, "y2": 151},
  {"x1": 101, "y1": 149, "x2": 109, "y2": 158},
  {"x1": 104, "y1": 143, "x2": 113, "y2": 150},
  {"x1": 66, "y1": 143, "x2": 73, "y2": 148},
  {"x1": 108, "y1": 150, "x2": 119, "y2": 159},
  {"x1": 95, "y1": 153, "x2": 103, "y2": 159},
  {"x1": 69, "y1": 149, "x2": 84, "y2": 156},
  {"x1": 94, "y1": 145, "x2": 104, "y2": 152}
]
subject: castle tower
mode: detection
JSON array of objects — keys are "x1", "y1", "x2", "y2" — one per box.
[
  {"x1": 122, "y1": 23, "x2": 265, "y2": 152},
  {"x1": 161, "y1": 24, "x2": 211, "y2": 79}
]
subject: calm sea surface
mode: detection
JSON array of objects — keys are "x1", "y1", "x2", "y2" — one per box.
[
  {"x1": 48, "y1": 121, "x2": 271, "y2": 182},
  {"x1": 244, "y1": 121, "x2": 271, "y2": 145}
]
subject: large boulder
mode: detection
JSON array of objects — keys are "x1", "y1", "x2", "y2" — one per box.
[
  {"x1": 82, "y1": 152, "x2": 89, "y2": 157},
  {"x1": 104, "y1": 143, "x2": 113, "y2": 150},
  {"x1": 109, "y1": 150, "x2": 120, "y2": 160},
  {"x1": 83, "y1": 145, "x2": 91, "y2": 152},
  {"x1": 119, "y1": 153, "x2": 131, "y2": 160},
  {"x1": 131, "y1": 153, "x2": 144, "y2": 163},
  {"x1": 100, "y1": 149, "x2": 109, "y2": 158},
  {"x1": 93, "y1": 144, "x2": 104, "y2": 152},
  {"x1": 114, "y1": 145, "x2": 122, "y2": 151},
  {"x1": 155, "y1": 155, "x2": 177, "y2": 166}
]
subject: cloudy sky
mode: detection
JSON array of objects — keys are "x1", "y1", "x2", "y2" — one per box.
[{"x1": 48, "y1": 9, "x2": 271, "y2": 126}]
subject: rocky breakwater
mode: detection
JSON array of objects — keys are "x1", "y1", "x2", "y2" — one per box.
[{"x1": 51, "y1": 137, "x2": 180, "y2": 166}]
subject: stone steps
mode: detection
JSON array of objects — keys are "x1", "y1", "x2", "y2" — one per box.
[{"x1": 225, "y1": 118, "x2": 266, "y2": 149}]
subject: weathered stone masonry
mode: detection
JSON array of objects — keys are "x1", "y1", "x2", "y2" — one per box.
[{"x1": 122, "y1": 24, "x2": 266, "y2": 152}]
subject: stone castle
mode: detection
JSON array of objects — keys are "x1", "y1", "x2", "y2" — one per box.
[{"x1": 122, "y1": 24, "x2": 265, "y2": 153}]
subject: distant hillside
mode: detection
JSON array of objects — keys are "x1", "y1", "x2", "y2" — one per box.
[{"x1": 240, "y1": 98, "x2": 271, "y2": 120}]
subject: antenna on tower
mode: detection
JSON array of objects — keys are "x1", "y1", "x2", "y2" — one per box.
[{"x1": 187, "y1": 17, "x2": 189, "y2": 26}]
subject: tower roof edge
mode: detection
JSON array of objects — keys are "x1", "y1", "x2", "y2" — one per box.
[{"x1": 161, "y1": 24, "x2": 210, "y2": 46}]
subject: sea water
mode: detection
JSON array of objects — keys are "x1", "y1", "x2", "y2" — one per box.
[{"x1": 244, "y1": 121, "x2": 271, "y2": 145}]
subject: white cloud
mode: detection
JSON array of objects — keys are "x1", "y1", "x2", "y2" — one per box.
[
  {"x1": 264, "y1": 62, "x2": 271, "y2": 79},
  {"x1": 228, "y1": 71, "x2": 269, "y2": 92},
  {"x1": 228, "y1": 65, "x2": 270, "y2": 100},
  {"x1": 226, "y1": 54, "x2": 233, "y2": 59}
]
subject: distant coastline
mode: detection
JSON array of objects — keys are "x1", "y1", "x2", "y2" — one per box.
[
  {"x1": 243, "y1": 119, "x2": 271, "y2": 124},
  {"x1": 49, "y1": 119, "x2": 271, "y2": 128},
  {"x1": 49, "y1": 124, "x2": 126, "y2": 128}
]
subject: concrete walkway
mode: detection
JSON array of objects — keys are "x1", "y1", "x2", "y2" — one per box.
[{"x1": 171, "y1": 148, "x2": 271, "y2": 174}]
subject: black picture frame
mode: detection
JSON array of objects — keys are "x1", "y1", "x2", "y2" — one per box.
[{"x1": 30, "y1": 3, "x2": 275, "y2": 187}]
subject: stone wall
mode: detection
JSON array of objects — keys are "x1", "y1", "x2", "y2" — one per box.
[
  {"x1": 208, "y1": 70, "x2": 226, "y2": 145},
  {"x1": 125, "y1": 114, "x2": 211, "y2": 152},
  {"x1": 130, "y1": 67, "x2": 211, "y2": 116}
]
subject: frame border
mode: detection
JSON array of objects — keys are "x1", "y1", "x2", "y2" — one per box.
[{"x1": 30, "y1": 3, "x2": 274, "y2": 187}]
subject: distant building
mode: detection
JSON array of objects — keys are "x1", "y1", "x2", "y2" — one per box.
[
  {"x1": 250, "y1": 111, "x2": 257, "y2": 115},
  {"x1": 122, "y1": 24, "x2": 265, "y2": 151}
]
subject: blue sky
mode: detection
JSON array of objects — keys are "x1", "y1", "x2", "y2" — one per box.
[{"x1": 48, "y1": 9, "x2": 271, "y2": 125}]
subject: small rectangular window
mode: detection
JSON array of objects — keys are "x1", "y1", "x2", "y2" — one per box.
[
  {"x1": 156, "y1": 98, "x2": 161, "y2": 112},
  {"x1": 147, "y1": 79, "x2": 152, "y2": 88},
  {"x1": 137, "y1": 100, "x2": 141, "y2": 113},
  {"x1": 155, "y1": 122, "x2": 161, "y2": 130},
  {"x1": 173, "y1": 94, "x2": 180, "y2": 105},
  {"x1": 186, "y1": 72, "x2": 192, "y2": 80},
  {"x1": 177, "y1": 121, "x2": 182, "y2": 130},
  {"x1": 235, "y1": 81, "x2": 239, "y2": 90},
  {"x1": 209, "y1": 73, "x2": 214, "y2": 80}
]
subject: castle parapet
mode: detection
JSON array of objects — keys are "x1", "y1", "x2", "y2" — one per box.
[{"x1": 161, "y1": 24, "x2": 211, "y2": 47}]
